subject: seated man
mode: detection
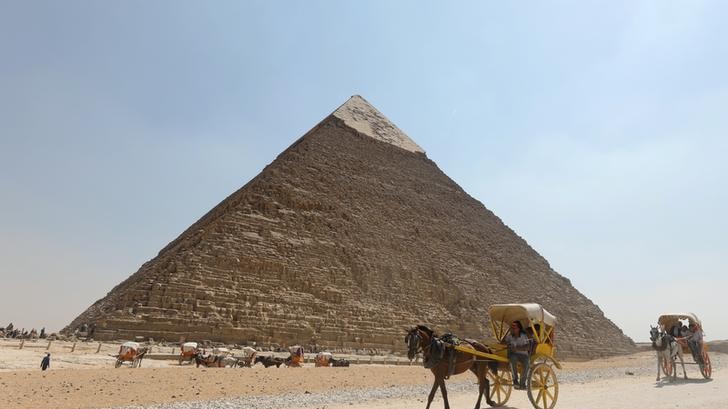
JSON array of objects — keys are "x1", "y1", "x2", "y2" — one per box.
[
  {"x1": 669, "y1": 324, "x2": 681, "y2": 338},
  {"x1": 686, "y1": 323, "x2": 704, "y2": 364},
  {"x1": 504, "y1": 320, "x2": 530, "y2": 389}
]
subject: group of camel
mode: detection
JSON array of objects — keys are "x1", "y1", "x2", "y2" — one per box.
[{"x1": 182, "y1": 349, "x2": 350, "y2": 368}]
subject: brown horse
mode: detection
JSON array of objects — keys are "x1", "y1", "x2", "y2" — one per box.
[{"x1": 406, "y1": 325, "x2": 496, "y2": 409}]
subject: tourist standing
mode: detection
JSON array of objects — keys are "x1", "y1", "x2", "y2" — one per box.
[{"x1": 40, "y1": 353, "x2": 51, "y2": 371}]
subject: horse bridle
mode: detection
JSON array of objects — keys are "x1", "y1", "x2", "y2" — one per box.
[
  {"x1": 650, "y1": 326, "x2": 669, "y2": 352},
  {"x1": 406, "y1": 328, "x2": 434, "y2": 360}
]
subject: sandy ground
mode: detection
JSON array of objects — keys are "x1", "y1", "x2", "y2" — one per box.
[{"x1": 2, "y1": 340, "x2": 726, "y2": 409}]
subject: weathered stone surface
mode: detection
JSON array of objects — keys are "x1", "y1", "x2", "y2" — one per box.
[{"x1": 64, "y1": 96, "x2": 635, "y2": 358}]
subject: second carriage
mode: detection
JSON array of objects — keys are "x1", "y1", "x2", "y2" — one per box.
[
  {"x1": 657, "y1": 312, "x2": 711, "y2": 379},
  {"x1": 454, "y1": 303, "x2": 561, "y2": 409},
  {"x1": 115, "y1": 341, "x2": 148, "y2": 368}
]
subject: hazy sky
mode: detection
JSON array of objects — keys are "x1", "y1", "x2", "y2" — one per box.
[{"x1": 1, "y1": 1, "x2": 726, "y2": 342}]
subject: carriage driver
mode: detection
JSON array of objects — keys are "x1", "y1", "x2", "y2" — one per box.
[
  {"x1": 686, "y1": 323, "x2": 704, "y2": 364},
  {"x1": 504, "y1": 320, "x2": 531, "y2": 389}
]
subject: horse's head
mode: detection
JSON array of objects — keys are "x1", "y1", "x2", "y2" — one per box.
[
  {"x1": 649, "y1": 325, "x2": 660, "y2": 342},
  {"x1": 405, "y1": 325, "x2": 434, "y2": 361}
]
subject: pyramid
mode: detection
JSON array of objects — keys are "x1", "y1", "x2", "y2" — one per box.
[{"x1": 65, "y1": 95, "x2": 635, "y2": 358}]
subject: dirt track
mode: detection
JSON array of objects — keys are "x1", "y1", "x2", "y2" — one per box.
[{"x1": 2, "y1": 347, "x2": 726, "y2": 409}]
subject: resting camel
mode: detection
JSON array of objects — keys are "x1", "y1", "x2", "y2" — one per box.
[
  {"x1": 331, "y1": 358, "x2": 350, "y2": 367},
  {"x1": 254, "y1": 355, "x2": 285, "y2": 368}
]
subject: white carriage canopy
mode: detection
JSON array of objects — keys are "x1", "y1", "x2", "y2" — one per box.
[
  {"x1": 120, "y1": 341, "x2": 140, "y2": 353},
  {"x1": 658, "y1": 313, "x2": 703, "y2": 330},
  {"x1": 241, "y1": 346, "x2": 257, "y2": 358},
  {"x1": 181, "y1": 342, "x2": 198, "y2": 351},
  {"x1": 489, "y1": 303, "x2": 557, "y2": 344}
]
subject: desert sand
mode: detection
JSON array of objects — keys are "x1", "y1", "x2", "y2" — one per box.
[{"x1": 2, "y1": 339, "x2": 725, "y2": 409}]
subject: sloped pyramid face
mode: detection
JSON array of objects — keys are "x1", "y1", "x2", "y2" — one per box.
[{"x1": 65, "y1": 96, "x2": 634, "y2": 358}]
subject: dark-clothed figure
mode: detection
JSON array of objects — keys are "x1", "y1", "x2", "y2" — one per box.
[
  {"x1": 41, "y1": 353, "x2": 51, "y2": 371},
  {"x1": 504, "y1": 320, "x2": 530, "y2": 389}
]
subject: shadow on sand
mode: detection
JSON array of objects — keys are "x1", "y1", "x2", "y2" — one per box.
[{"x1": 654, "y1": 377, "x2": 712, "y2": 388}]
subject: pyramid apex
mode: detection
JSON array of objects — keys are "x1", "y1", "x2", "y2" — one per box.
[{"x1": 332, "y1": 95, "x2": 425, "y2": 154}]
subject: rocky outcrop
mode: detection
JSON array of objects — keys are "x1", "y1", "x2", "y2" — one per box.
[{"x1": 64, "y1": 96, "x2": 635, "y2": 359}]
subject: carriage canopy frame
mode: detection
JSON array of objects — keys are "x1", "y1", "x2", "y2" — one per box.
[
  {"x1": 657, "y1": 312, "x2": 703, "y2": 331},
  {"x1": 489, "y1": 303, "x2": 557, "y2": 345}
]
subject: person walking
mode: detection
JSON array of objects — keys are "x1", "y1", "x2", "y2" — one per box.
[{"x1": 40, "y1": 353, "x2": 51, "y2": 371}]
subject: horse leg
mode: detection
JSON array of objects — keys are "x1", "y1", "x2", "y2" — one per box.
[
  {"x1": 476, "y1": 376, "x2": 494, "y2": 409},
  {"x1": 438, "y1": 377, "x2": 450, "y2": 409},
  {"x1": 425, "y1": 378, "x2": 439, "y2": 409},
  {"x1": 483, "y1": 376, "x2": 494, "y2": 407},
  {"x1": 473, "y1": 366, "x2": 494, "y2": 409},
  {"x1": 677, "y1": 347, "x2": 687, "y2": 379},
  {"x1": 670, "y1": 349, "x2": 677, "y2": 381},
  {"x1": 655, "y1": 352, "x2": 661, "y2": 381},
  {"x1": 474, "y1": 374, "x2": 484, "y2": 409}
]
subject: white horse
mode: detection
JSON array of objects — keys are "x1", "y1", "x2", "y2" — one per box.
[{"x1": 650, "y1": 325, "x2": 687, "y2": 381}]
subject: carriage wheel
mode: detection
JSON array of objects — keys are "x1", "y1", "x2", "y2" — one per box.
[
  {"x1": 114, "y1": 359, "x2": 122, "y2": 368},
  {"x1": 661, "y1": 355, "x2": 673, "y2": 377},
  {"x1": 486, "y1": 365, "x2": 512, "y2": 407},
  {"x1": 700, "y1": 351, "x2": 711, "y2": 379},
  {"x1": 527, "y1": 363, "x2": 558, "y2": 409}
]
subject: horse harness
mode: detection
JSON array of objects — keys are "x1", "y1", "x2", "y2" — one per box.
[
  {"x1": 433, "y1": 333, "x2": 465, "y2": 379},
  {"x1": 651, "y1": 332, "x2": 673, "y2": 352}
]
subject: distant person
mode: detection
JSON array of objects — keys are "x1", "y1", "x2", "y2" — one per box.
[
  {"x1": 39, "y1": 327, "x2": 46, "y2": 339},
  {"x1": 504, "y1": 320, "x2": 530, "y2": 389},
  {"x1": 40, "y1": 353, "x2": 51, "y2": 371}
]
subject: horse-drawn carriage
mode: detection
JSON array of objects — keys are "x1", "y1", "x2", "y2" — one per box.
[
  {"x1": 314, "y1": 351, "x2": 333, "y2": 367},
  {"x1": 115, "y1": 341, "x2": 148, "y2": 368},
  {"x1": 314, "y1": 351, "x2": 350, "y2": 367},
  {"x1": 287, "y1": 345, "x2": 304, "y2": 367},
  {"x1": 179, "y1": 342, "x2": 199, "y2": 365},
  {"x1": 406, "y1": 303, "x2": 560, "y2": 409},
  {"x1": 238, "y1": 346, "x2": 258, "y2": 367},
  {"x1": 654, "y1": 312, "x2": 711, "y2": 379}
]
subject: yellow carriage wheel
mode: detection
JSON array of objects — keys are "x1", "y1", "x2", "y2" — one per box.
[
  {"x1": 527, "y1": 362, "x2": 558, "y2": 409},
  {"x1": 487, "y1": 365, "x2": 512, "y2": 407}
]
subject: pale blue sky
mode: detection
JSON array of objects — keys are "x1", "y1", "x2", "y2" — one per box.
[{"x1": 1, "y1": 1, "x2": 726, "y2": 341}]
